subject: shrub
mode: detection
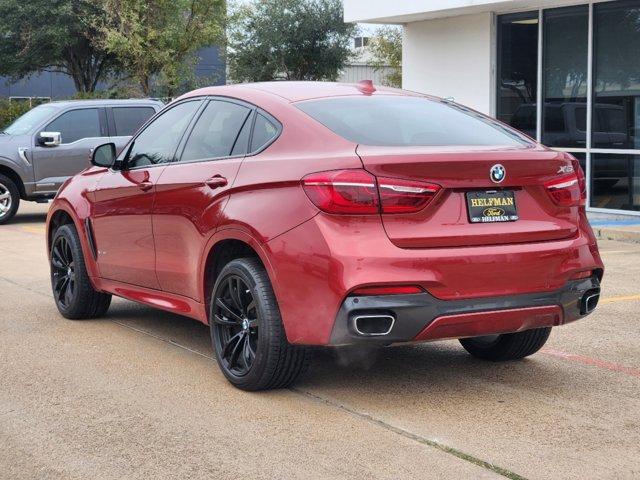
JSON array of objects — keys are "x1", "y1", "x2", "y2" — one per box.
[{"x1": 0, "y1": 99, "x2": 32, "y2": 130}]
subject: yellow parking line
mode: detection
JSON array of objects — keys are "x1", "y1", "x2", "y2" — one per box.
[
  {"x1": 600, "y1": 294, "x2": 640, "y2": 304},
  {"x1": 21, "y1": 226, "x2": 46, "y2": 234}
]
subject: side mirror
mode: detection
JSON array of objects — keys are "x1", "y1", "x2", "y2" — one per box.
[
  {"x1": 38, "y1": 131, "x2": 62, "y2": 147},
  {"x1": 91, "y1": 142, "x2": 116, "y2": 168}
]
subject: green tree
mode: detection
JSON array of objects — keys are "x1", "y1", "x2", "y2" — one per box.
[
  {"x1": 228, "y1": 0, "x2": 356, "y2": 83},
  {"x1": 0, "y1": 0, "x2": 114, "y2": 93},
  {"x1": 369, "y1": 26, "x2": 402, "y2": 88},
  {"x1": 100, "y1": 0, "x2": 225, "y2": 96}
]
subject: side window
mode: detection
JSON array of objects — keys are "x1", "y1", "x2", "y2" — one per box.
[
  {"x1": 250, "y1": 113, "x2": 278, "y2": 152},
  {"x1": 112, "y1": 107, "x2": 156, "y2": 136},
  {"x1": 230, "y1": 114, "x2": 253, "y2": 156},
  {"x1": 126, "y1": 100, "x2": 201, "y2": 169},
  {"x1": 180, "y1": 100, "x2": 250, "y2": 162},
  {"x1": 45, "y1": 108, "x2": 101, "y2": 144}
]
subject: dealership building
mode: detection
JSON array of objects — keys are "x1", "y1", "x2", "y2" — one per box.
[{"x1": 344, "y1": 0, "x2": 640, "y2": 216}]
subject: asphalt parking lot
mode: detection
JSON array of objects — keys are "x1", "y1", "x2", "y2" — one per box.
[{"x1": 1, "y1": 202, "x2": 639, "y2": 480}]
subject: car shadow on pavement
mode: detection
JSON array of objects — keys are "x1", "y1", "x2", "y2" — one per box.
[
  {"x1": 10, "y1": 211, "x2": 48, "y2": 225},
  {"x1": 104, "y1": 298, "x2": 570, "y2": 396}
]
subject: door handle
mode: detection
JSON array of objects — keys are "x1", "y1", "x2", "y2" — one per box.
[
  {"x1": 205, "y1": 175, "x2": 228, "y2": 189},
  {"x1": 138, "y1": 181, "x2": 153, "y2": 192}
]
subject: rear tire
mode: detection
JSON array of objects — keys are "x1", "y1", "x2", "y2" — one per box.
[
  {"x1": 459, "y1": 327, "x2": 551, "y2": 361},
  {"x1": 50, "y1": 224, "x2": 111, "y2": 319},
  {"x1": 209, "y1": 257, "x2": 311, "y2": 391},
  {"x1": 0, "y1": 174, "x2": 20, "y2": 225}
]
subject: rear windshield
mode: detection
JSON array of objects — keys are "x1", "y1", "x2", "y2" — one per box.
[{"x1": 296, "y1": 96, "x2": 529, "y2": 147}]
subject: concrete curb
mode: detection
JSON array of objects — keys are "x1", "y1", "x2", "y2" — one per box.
[{"x1": 594, "y1": 227, "x2": 640, "y2": 244}]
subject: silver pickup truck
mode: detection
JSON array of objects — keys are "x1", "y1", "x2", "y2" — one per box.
[{"x1": 0, "y1": 99, "x2": 163, "y2": 224}]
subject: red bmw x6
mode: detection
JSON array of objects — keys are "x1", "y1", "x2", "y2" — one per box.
[{"x1": 46, "y1": 81, "x2": 604, "y2": 390}]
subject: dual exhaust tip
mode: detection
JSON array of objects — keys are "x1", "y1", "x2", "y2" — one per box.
[{"x1": 351, "y1": 288, "x2": 600, "y2": 337}]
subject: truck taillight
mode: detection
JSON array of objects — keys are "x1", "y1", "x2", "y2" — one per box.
[{"x1": 302, "y1": 170, "x2": 441, "y2": 215}]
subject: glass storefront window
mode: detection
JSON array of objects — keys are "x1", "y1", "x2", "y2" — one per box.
[
  {"x1": 542, "y1": 6, "x2": 588, "y2": 148},
  {"x1": 591, "y1": 154, "x2": 640, "y2": 212},
  {"x1": 593, "y1": 1, "x2": 640, "y2": 149},
  {"x1": 497, "y1": 12, "x2": 539, "y2": 138}
]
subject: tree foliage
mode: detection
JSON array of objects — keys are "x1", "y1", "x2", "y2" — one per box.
[
  {"x1": 228, "y1": 0, "x2": 356, "y2": 83},
  {"x1": 0, "y1": 0, "x2": 114, "y2": 92},
  {"x1": 369, "y1": 26, "x2": 402, "y2": 88},
  {"x1": 99, "y1": 0, "x2": 225, "y2": 95}
]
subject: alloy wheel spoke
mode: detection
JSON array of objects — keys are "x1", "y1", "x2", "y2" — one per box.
[
  {"x1": 228, "y1": 277, "x2": 244, "y2": 313},
  {"x1": 0, "y1": 191, "x2": 10, "y2": 201},
  {"x1": 243, "y1": 335, "x2": 255, "y2": 366},
  {"x1": 213, "y1": 314, "x2": 238, "y2": 326},
  {"x1": 52, "y1": 248, "x2": 66, "y2": 269},
  {"x1": 215, "y1": 298, "x2": 243, "y2": 323},
  {"x1": 222, "y1": 331, "x2": 244, "y2": 360},
  {"x1": 0, "y1": 203, "x2": 8, "y2": 213},
  {"x1": 227, "y1": 332, "x2": 245, "y2": 370}
]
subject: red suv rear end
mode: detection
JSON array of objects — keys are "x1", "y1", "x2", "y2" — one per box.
[{"x1": 47, "y1": 82, "x2": 603, "y2": 390}]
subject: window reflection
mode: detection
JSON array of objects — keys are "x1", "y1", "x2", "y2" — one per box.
[
  {"x1": 591, "y1": 154, "x2": 640, "y2": 211},
  {"x1": 594, "y1": 1, "x2": 640, "y2": 149},
  {"x1": 542, "y1": 6, "x2": 588, "y2": 147},
  {"x1": 497, "y1": 13, "x2": 539, "y2": 137}
]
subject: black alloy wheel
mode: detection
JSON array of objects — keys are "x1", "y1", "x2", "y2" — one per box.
[
  {"x1": 49, "y1": 224, "x2": 111, "y2": 319},
  {"x1": 209, "y1": 257, "x2": 311, "y2": 391},
  {"x1": 51, "y1": 235, "x2": 77, "y2": 309},
  {"x1": 212, "y1": 274, "x2": 259, "y2": 377}
]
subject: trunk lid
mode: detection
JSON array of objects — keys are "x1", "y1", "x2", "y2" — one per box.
[{"x1": 357, "y1": 145, "x2": 579, "y2": 248}]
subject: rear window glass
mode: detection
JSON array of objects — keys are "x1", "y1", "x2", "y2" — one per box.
[
  {"x1": 112, "y1": 107, "x2": 156, "y2": 136},
  {"x1": 250, "y1": 113, "x2": 278, "y2": 152},
  {"x1": 296, "y1": 96, "x2": 529, "y2": 147}
]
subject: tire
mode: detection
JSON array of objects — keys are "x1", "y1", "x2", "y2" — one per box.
[
  {"x1": 50, "y1": 224, "x2": 111, "y2": 319},
  {"x1": 459, "y1": 327, "x2": 551, "y2": 361},
  {"x1": 209, "y1": 257, "x2": 311, "y2": 391},
  {"x1": 0, "y1": 173, "x2": 20, "y2": 225}
]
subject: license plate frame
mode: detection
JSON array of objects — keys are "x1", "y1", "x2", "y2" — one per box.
[{"x1": 466, "y1": 190, "x2": 519, "y2": 223}]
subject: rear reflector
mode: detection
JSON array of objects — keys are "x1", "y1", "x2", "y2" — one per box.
[
  {"x1": 570, "y1": 270, "x2": 592, "y2": 280},
  {"x1": 302, "y1": 169, "x2": 441, "y2": 215},
  {"x1": 351, "y1": 285, "x2": 424, "y2": 296}
]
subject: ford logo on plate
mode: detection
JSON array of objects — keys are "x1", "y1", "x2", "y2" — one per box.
[{"x1": 490, "y1": 164, "x2": 506, "y2": 183}]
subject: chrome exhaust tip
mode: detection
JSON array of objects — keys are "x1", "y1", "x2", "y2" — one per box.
[
  {"x1": 580, "y1": 288, "x2": 600, "y2": 315},
  {"x1": 352, "y1": 314, "x2": 395, "y2": 336}
]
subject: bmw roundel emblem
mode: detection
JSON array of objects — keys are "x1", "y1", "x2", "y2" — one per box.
[{"x1": 490, "y1": 164, "x2": 506, "y2": 183}]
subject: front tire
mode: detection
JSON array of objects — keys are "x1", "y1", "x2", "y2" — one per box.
[
  {"x1": 209, "y1": 257, "x2": 311, "y2": 391},
  {"x1": 0, "y1": 174, "x2": 20, "y2": 225},
  {"x1": 459, "y1": 327, "x2": 551, "y2": 361},
  {"x1": 50, "y1": 224, "x2": 111, "y2": 319}
]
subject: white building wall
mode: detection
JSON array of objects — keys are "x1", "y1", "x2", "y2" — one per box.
[{"x1": 402, "y1": 13, "x2": 494, "y2": 114}]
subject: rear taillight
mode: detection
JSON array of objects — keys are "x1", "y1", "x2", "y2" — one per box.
[
  {"x1": 571, "y1": 157, "x2": 587, "y2": 203},
  {"x1": 544, "y1": 173, "x2": 583, "y2": 207},
  {"x1": 377, "y1": 177, "x2": 441, "y2": 214},
  {"x1": 302, "y1": 169, "x2": 441, "y2": 215},
  {"x1": 301, "y1": 169, "x2": 379, "y2": 214}
]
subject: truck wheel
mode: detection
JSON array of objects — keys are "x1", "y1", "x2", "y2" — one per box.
[
  {"x1": 209, "y1": 257, "x2": 312, "y2": 391},
  {"x1": 50, "y1": 224, "x2": 111, "y2": 319},
  {"x1": 459, "y1": 327, "x2": 551, "y2": 361},
  {"x1": 0, "y1": 174, "x2": 20, "y2": 225}
]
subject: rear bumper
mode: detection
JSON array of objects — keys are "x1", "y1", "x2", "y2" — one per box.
[
  {"x1": 328, "y1": 276, "x2": 600, "y2": 345},
  {"x1": 266, "y1": 212, "x2": 603, "y2": 345}
]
